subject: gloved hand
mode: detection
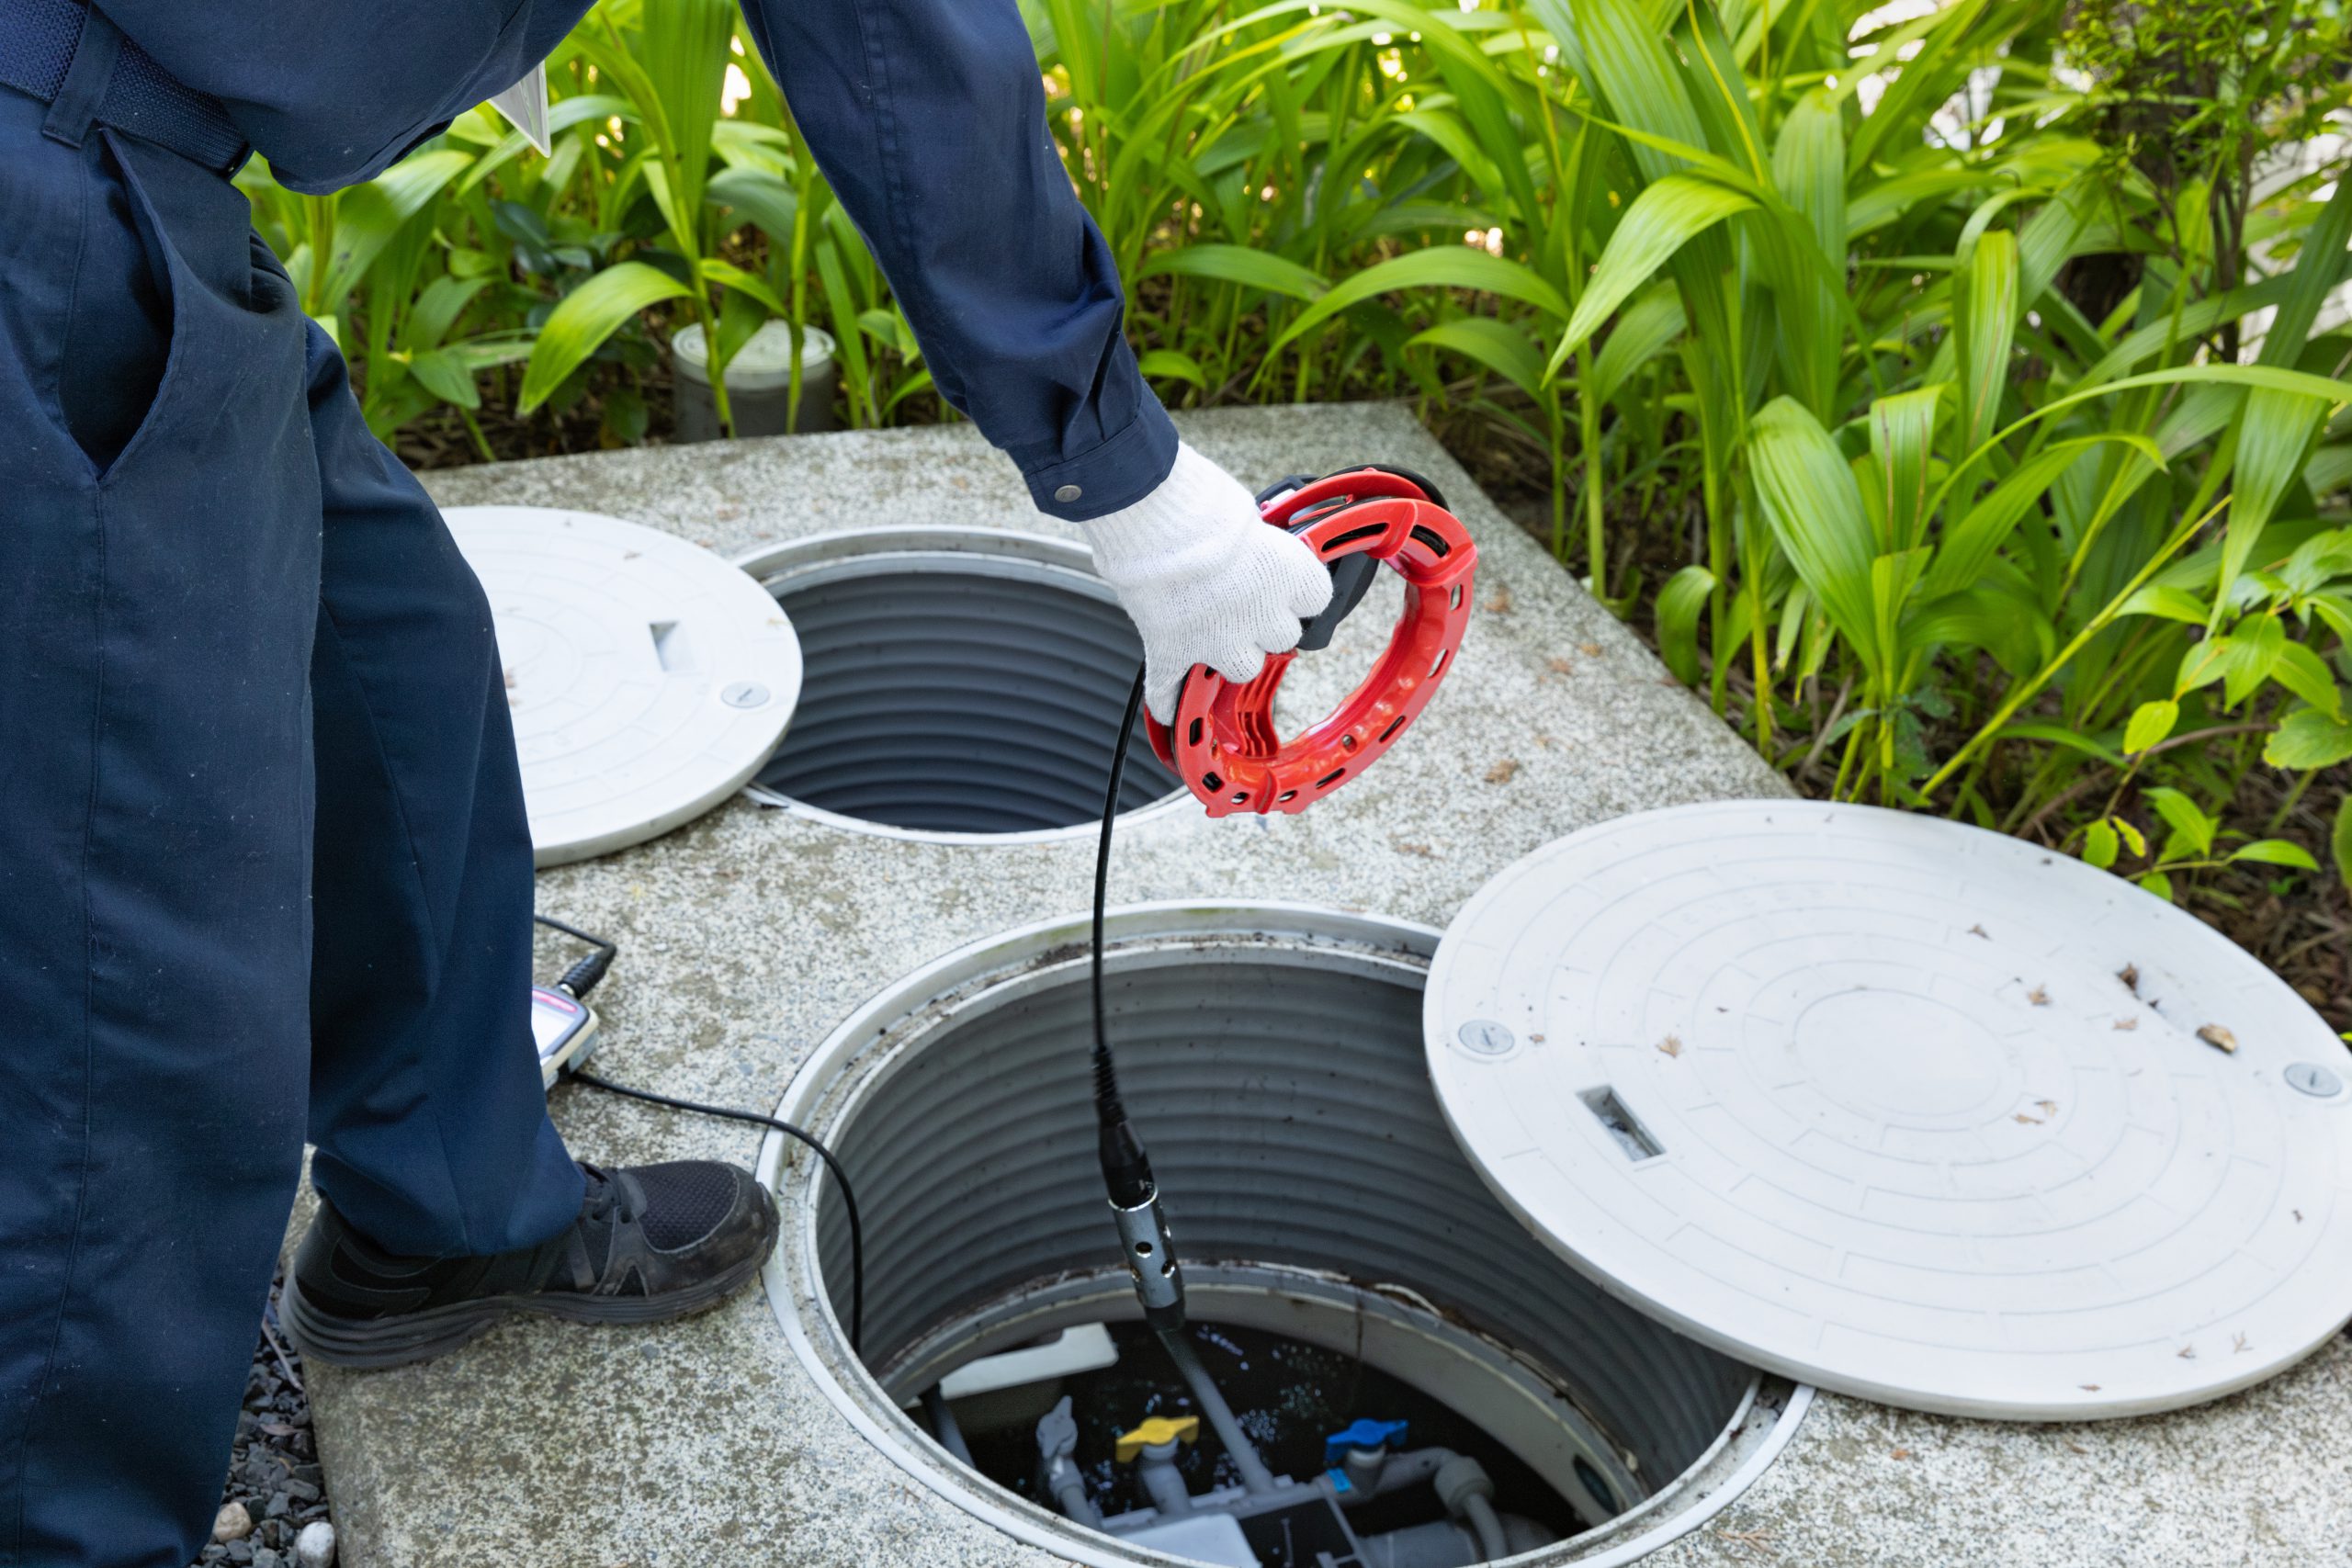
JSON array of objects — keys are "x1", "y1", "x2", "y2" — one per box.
[{"x1": 1080, "y1": 442, "x2": 1335, "y2": 722}]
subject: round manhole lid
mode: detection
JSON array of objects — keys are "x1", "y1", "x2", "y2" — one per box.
[
  {"x1": 444, "y1": 505, "x2": 802, "y2": 865},
  {"x1": 1426, "y1": 800, "x2": 2352, "y2": 1419}
]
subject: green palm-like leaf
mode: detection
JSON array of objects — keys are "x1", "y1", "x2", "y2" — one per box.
[
  {"x1": 1590, "y1": 284, "x2": 1684, "y2": 405},
  {"x1": 1139, "y1": 244, "x2": 1329, "y2": 301},
  {"x1": 1747, "y1": 396, "x2": 1882, "y2": 675},
  {"x1": 406, "y1": 348, "x2": 481, "y2": 410},
  {"x1": 1771, "y1": 88, "x2": 1846, "y2": 415},
  {"x1": 519, "y1": 262, "x2": 694, "y2": 413},
  {"x1": 314, "y1": 150, "x2": 472, "y2": 314},
  {"x1": 1544, "y1": 175, "x2": 1756, "y2": 378},
  {"x1": 1656, "y1": 565, "x2": 1716, "y2": 686},
  {"x1": 1272, "y1": 249, "x2": 1567, "y2": 350},
  {"x1": 1869, "y1": 387, "x2": 1945, "y2": 554},
  {"x1": 1952, "y1": 229, "x2": 2018, "y2": 458},
  {"x1": 1925, "y1": 433, "x2": 2165, "y2": 599},
  {"x1": 637, "y1": 0, "x2": 735, "y2": 227},
  {"x1": 1407, "y1": 318, "x2": 1546, "y2": 403},
  {"x1": 707, "y1": 165, "x2": 799, "y2": 248},
  {"x1": 1136, "y1": 349, "x2": 1208, "y2": 389}
]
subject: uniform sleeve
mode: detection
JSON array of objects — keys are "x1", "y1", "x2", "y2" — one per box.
[
  {"x1": 735, "y1": 0, "x2": 1177, "y2": 521},
  {"x1": 98, "y1": 0, "x2": 595, "y2": 194}
]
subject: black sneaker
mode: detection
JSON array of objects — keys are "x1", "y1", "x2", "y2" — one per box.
[{"x1": 280, "y1": 1161, "x2": 777, "y2": 1369}]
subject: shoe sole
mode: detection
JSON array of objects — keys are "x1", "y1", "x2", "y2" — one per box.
[{"x1": 279, "y1": 1205, "x2": 778, "y2": 1371}]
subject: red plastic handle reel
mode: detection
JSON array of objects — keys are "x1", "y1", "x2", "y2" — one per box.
[{"x1": 1145, "y1": 466, "x2": 1477, "y2": 817}]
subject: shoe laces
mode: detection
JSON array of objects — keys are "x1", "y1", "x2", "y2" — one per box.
[{"x1": 577, "y1": 1162, "x2": 639, "y2": 1227}]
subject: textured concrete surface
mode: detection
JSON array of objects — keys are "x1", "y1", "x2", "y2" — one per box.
[{"x1": 306, "y1": 403, "x2": 2352, "y2": 1567}]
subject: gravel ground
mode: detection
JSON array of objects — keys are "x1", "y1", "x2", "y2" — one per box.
[{"x1": 192, "y1": 1280, "x2": 334, "y2": 1568}]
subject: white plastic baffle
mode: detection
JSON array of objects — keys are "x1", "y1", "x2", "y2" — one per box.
[
  {"x1": 1426, "y1": 800, "x2": 2352, "y2": 1420},
  {"x1": 444, "y1": 505, "x2": 802, "y2": 866}
]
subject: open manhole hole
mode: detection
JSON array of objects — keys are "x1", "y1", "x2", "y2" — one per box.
[
  {"x1": 761, "y1": 905, "x2": 1809, "y2": 1568},
  {"x1": 732, "y1": 528, "x2": 1185, "y2": 840}
]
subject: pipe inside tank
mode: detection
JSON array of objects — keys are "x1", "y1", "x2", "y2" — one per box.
[{"x1": 766, "y1": 908, "x2": 1807, "y2": 1568}]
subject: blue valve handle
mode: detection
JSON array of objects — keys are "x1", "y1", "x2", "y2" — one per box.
[{"x1": 1323, "y1": 1417, "x2": 1410, "y2": 1468}]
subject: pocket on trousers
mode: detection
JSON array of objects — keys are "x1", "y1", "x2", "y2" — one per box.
[{"x1": 57, "y1": 137, "x2": 177, "y2": 475}]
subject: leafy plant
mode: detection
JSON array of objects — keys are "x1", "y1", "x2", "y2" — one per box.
[{"x1": 255, "y1": 0, "x2": 2352, "y2": 924}]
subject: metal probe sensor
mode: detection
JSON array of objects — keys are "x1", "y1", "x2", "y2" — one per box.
[{"x1": 1091, "y1": 667, "x2": 1185, "y2": 1332}]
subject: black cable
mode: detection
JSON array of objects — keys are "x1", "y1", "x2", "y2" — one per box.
[
  {"x1": 531, "y1": 915, "x2": 864, "y2": 1353},
  {"x1": 1091, "y1": 668, "x2": 1157, "y2": 1210},
  {"x1": 531, "y1": 912, "x2": 616, "y2": 999},
  {"x1": 1091, "y1": 668, "x2": 1146, "y2": 1085}
]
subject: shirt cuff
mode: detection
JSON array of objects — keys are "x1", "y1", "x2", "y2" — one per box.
[{"x1": 1018, "y1": 395, "x2": 1180, "y2": 523}]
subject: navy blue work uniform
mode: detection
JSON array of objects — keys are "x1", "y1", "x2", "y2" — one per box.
[{"x1": 0, "y1": 1, "x2": 1176, "y2": 1562}]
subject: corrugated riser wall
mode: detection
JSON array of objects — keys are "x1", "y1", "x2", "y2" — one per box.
[
  {"x1": 816, "y1": 943, "x2": 1753, "y2": 1489},
  {"x1": 759, "y1": 568, "x2": 1178, "y2": 832}
]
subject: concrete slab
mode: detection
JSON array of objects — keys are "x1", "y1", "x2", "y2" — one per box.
[{"x1": 308, "y1": 404, "x2": 2352, "y2": 1567}]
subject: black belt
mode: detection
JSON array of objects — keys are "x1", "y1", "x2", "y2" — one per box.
[{"x1": 0, "y1": 0, "x2": 245, "y2": 171}]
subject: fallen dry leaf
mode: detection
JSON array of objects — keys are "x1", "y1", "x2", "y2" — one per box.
[
  {"x1": 2079, "y1": 1383, "x2": 2100, "y2": 1392},
  {"x1": 1890, "y1": 1448, "x2": 1911, "y2": 1461},
  {"x1": 2177, "y1": 1346, "x2": 2196, "y2": 1359},
  {"x1": 1485, "y1": 758, "x2": 1521, "y2": 784},
  {"x1": 2067, "y1": 1441, "x2": 2089, "y2": 1455},
  {"x1": 2118, "y1": 964, "x2": 2141, "y2": 994},
  {"x1": 1579, "y1": 640, "x2": 1602, "y2": 656},
  {"x1": 2036, "y1": 1099, "x2": 2058, "y2": 1115},
  {"x1": 2014, "y1": 1112, "x2": 2044, "y2": 1125},
  {"x1": 2233, "y1": 1332, "x2": 2251, "y2": 1354},
  {"x1": 1658, "y1": 1034, "x2": 1684, "y2": 1058},
  {"x1": 2197, "y1": 1023, "x2": 2238, "y2": 1053},
  {"x1": 2028, "y1": 984, "x2": 2051, "y2": 1006},
  {"x1": 1968, "y1": 923, "x2": 1989, "y2": 939},
  {"x1": 1548, "y1": 656, "x2": 1576, "y2": 675},
  {"x1": 1486, "y1": 583, "x2": 1514, "y2": 615},
  {"x1": 2112, "y1": 1017, "x2": 2139, "y2": 1031},
  {"x1": 1530, "y1": 1033, "x2": 1546, "y2": 1043},
  {"x1": 1393, "y1": 840, "x2": 1433, "y2": 858}
]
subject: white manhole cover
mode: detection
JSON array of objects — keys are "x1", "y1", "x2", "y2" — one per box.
[
  {"x1": 1427, "y1": 800, "x2": 2352, "y2": 1419},
  {"x1": 444, "y1": 505, "x2": 802, "y2": 866}
]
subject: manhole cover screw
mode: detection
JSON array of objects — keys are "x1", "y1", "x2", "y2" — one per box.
[
  {"x1": 2285, "y1": 1062, "x2": 2344, "y2": 1099},
  {"x1": 1456, "y1": 1019, "x2": 1515, "y2": 1055},
  {"x1": 723, "y1": 682, "x2": 771, "y2": 708}
]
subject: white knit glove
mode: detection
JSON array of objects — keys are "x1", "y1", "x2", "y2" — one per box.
[{"x1": 1080, "y1": 443, "x2": 1335, "y2": 722}]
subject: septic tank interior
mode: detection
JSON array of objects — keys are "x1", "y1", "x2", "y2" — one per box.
[
  {"x1": 296, "y1": 405, "x2": 2352, "y2": 1568},
  {"x1": 775, "y1": 907, "x2": 1797, "y2": 1568},
  {"x1": 733, "y1": 528, "x2": 1182, "y2": 837}
]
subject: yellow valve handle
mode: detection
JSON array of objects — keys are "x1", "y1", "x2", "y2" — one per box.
[{"x1": 1114, "y1": 1415, "x2": 1201, "y2": 1462}]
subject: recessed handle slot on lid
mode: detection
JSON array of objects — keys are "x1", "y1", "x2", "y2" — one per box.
[
  {"x1": 650, "y1": 619, "x2": 697, "y2": 672},
  {"x1": 1580, "y1": 1087, "x2": 1663, "y2": 1162}
]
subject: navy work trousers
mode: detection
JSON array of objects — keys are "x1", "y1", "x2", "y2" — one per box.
[{"x1": 0, "y1": 51, "x2": 584, "y2": 1568}]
